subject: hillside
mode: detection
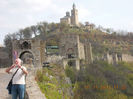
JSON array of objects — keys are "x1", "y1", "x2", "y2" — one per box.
[
  {"x1": 65, "y1": 61, "x2": 133, "y2": 99},
  {"x1": 36, "y1": 61, "x2": 133, "y2": 99}
]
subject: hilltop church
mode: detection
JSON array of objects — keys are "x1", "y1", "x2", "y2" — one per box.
[{"x1": 60, "y1": 4, "x2": 79, "y2": 26}]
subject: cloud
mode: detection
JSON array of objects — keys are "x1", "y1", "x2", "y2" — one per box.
[
  {"x1": 0, "y1": 0, "x2": 61, "y2": 43},
  {"x1": 24, "y1": 0, "x2": 52, "y2": 11},
  {"x1": 78, "y1": 6, "x2": 92, "y2": 22},
  {"x1": 0, "y1": 0, "x2": 52, "y2": 15}
]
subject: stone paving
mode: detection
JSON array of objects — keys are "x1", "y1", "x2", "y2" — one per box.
[{"x1": 0, "y1": 68, "x2": 46, "y2": 99}]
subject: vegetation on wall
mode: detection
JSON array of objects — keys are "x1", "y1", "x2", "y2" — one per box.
[{"x1": 36, "y1": 64, "x2": 73, "y2": 99}]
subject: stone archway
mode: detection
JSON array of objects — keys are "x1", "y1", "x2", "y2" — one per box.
[
  {"x1": 66, "y1": 48, "x2": 75, "y2": 58},
  {"x1": 12, "y1": 39, "x2": 46, "y2": 68},
  {"x1": 19, "y1": 51, "x2": 34, "y2": 66}
]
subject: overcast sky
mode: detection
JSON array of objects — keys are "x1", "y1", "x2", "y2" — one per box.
[{"x1": 0, "y1": 0, "x2": 133, "y2": 46}]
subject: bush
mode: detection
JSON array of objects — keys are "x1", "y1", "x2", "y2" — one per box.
[{"x1": 65, "y1": 66, "x2": 77, "y2": 84}]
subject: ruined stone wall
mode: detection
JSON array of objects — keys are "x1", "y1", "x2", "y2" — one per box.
[
  {"x1": 104, "y1": 53, "x2": 119, "y2": 64},
  {"x1": 122, "y1": 54, "x2": 133, "y2": 62},
  {"x1": 84, "y1": 43, "x2": 93, "y2": 64},
  {"x1": 30, "y1": 39, "x2": 41, "y2": 67},
  {"x1": 59, "y1": 34, "x2": 85, "y2": 70},
  {"x1": 40, "y1": 41, "x2": 46, "y2": 65},
  {"x1": 78, "y1": 40, "x2": 85, "y2": 60},
  {"x1": 106, "y1": 53, "x2": 113, "y2": 64},
  {"x1": 59, "y1": 34, "x2": 79, "y2": 58},
  {"x1": 45, "y1": 55, "x2": 63, "y2": 63},
  {"x1": 104, "y1": 53, "x2": 133, "y2": 64},
  {"x1": 59, "y1": 34, "x2": 86, "y2": 60},
  {"x1": 12, "y1": 39, "x2": 45, "y2": 67},
  {"x1": 62, "y1": 58, "x2": 80, "y2": 70},
  {"x1": 0, "y1": 47, "x2": 11, "y2": 67}
]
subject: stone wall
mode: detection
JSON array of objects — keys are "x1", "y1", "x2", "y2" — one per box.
[
  {"x1": 122, "y1": 54, "x2": 133, "y2": 62},
  {"x1": 0, "y1": 47, "x2": 11, "y2": 67},
  {"x1": 78, "y1": 39, "x2": 85, "y2": 59},
  {"x1": 45, "y1": 55, "x2": 63, "y2": 63},
  {"x1": 59, "y1": 34, "x2": 79, "y2": 58},
  {"x1": 59, "y1": 34, "x2": 86, "y2": 70},
  {"x1": 84, "y1": 42, "x2": 93, "y2": 64},
  {"x1": 59, "y1": 34, "x2": 85, "y2": 59},
  {"x1": 62, "y1": 58, "x2": 80, "y2": 70},
  {"x1": 26, "y1": 67, "x2": 46, "y2": 99},
  {"x1": 103, "y1": 53, "x2": 133, "y2": 64}
]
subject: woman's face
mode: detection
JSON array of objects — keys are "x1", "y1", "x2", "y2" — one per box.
[
  {"x1": 15, "y1": 60, "x2": 19, "y2": 65},
  {"x1": 15, "y1": 58, "x2": 21, "y2": 65}
]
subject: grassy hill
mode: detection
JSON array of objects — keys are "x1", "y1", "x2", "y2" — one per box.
[{"x1": 66, "y1": 61, "x2": 133, "y2": 99}]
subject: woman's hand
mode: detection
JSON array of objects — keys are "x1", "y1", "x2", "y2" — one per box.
[
  {"x1": 11, "y1": 64, "x2": 16, "y2": 68},
  {"x1": 18, "y1": 65, "x2": 21, "y2": 68},
  {"x1": 5, "y1": 64, "x2": 16, "y2": 73}
]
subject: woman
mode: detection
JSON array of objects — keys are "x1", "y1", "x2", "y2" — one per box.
[{"x1": 6, "y1": 58, "x2": 28, "y2": 99}]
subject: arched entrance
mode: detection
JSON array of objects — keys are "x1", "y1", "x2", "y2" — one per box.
[
  {"x1": 19, "y1": 51, "x2": 34, "y2": 66},
  {"x1": 67, "y1": 48, "x2": 75, "y2": 58}
]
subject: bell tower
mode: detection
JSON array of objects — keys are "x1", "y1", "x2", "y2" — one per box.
[{"x1": 71, "y1": 3, "x2": 79, "y2": 26}]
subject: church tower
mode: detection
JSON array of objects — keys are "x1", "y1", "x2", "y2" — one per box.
[{"x1": 71, "y1": 3, "x2": 79, "y2": 26}]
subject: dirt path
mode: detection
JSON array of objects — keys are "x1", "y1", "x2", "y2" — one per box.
[{"x1": 0, "y1": 68, "x2": 12, "y2": 99}]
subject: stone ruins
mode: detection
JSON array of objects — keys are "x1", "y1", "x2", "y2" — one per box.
[{"x1": 11, "y1": 34, "x2": 93, "y2": 70}]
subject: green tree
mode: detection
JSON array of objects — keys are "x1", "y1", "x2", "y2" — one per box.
[
  {"x1": 22, "y1": 27, "x2": 32, "y2": 39},
  {"x1": 30, "y1": 25, "x2": 38, "y2": 37}
]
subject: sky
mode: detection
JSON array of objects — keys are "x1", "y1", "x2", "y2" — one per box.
[{"x1": 0, "y1": 0, "x2": 133, "y2": 46}]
